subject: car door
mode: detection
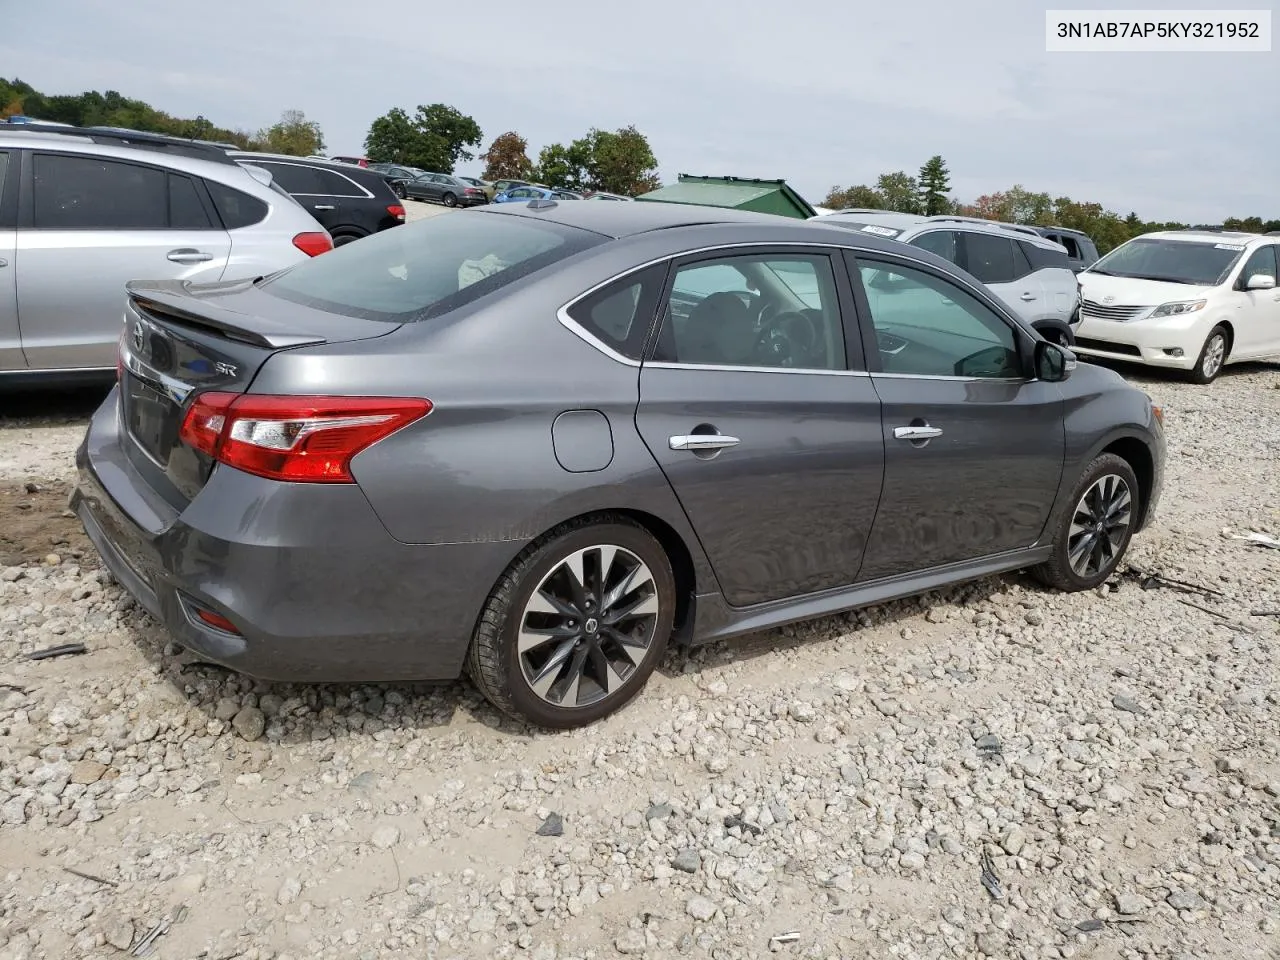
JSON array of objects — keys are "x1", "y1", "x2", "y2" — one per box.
[
  {"x1": 0, "y1": 149, "x2": 21, "y2": 370},
  {"x1": 847, "y1": 250, "x2": 1065, "y2": 581},
  {"x1": 634, "y1": 247, "x2": 885, "y2": 607},
  {"x1": 16, "y1": 151, "x2": 232, "y2": 370},
  {"x1": 1230, "y1": 243, "x2": 1280, "y2": 357}
]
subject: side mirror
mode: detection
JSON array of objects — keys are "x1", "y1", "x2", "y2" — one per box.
[
  {"x1": 1035, "y1": 339, "x2": 1076, "y2": 382},
  {"x1": 1245, "y1": 273, "x2": 1277, "y2": 291}
]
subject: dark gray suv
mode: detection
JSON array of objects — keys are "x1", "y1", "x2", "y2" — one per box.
[{"x1": 72, "y1": 202, "x2": 1165, "y2": 728}]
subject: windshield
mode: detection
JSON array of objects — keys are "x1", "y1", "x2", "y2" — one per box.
[
  {"x1": 1088, "y1": 237, "x2": 1245, "y2": 286},
  {"x1": 262, "y1": 211, "x2": 604, "y2": 321}
]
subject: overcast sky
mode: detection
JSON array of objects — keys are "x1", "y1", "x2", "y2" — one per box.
[{"x1": 4, "y1": 0, "x2": 1275, "y2": 221}]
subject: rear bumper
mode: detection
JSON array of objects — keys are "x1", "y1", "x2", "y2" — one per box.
[{"x1": 73, "y1": 386, "x2": 519, "y2": 683}]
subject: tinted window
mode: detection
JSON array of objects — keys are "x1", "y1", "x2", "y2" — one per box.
[
  {"x1": 658, "y1": 254, "x2": 845, "y2": 370},
  {"x1": 1238, "y1": 245, "x2": 1278, "y2": 284},
  {"x1": 858, "y1": 261, "x2": 1021, "y2": 379},
  {"x1": 168, "y1": 175, "x2": 213, "y2": 229},
  {"x1": 509, "y1": 187, "x2": 534, "y2": 198},
  {"x1": 205, "y1": 180, "x2": 269, "y2": 229},
  {"x1": 564, "y1": 265, "x2": 665, "y2": 360},
  {"x1": 0, "y1": 152, "x2": 7, "y2": 196},
  {"x1": 910, "y1": 230, "x2": 959, "y2": 264},
  {"x1": 33, "y1": 154, "x2": 167, "y2": 229},
  {"x1": 1022, "y1": 240, "x2": 1070, "y2": 270},
  {"x1": 262, "y1": 210, "x2": 602, "y2": 321},
  {"x1": 962, "y1": 233, "x2": 1017, "y2": 284},
  {"x1": 1090, "y1": 238, "x2": 1244, "y2": 286},
  {"x1": 1051, "y1": 233, "x2": 1081, "y2": 259},
  {"x1": 313, "y1": 169, "x2": 366, "y2": 197},
  {"x1": 253, "y1": 162, "x2": 322, "y2": 194}
]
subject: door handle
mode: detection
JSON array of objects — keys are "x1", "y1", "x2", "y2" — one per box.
[
  {"x1": 166, "y1": 249, "x2": 214, "y2": 263},
  {"x1": 1020, "y1": 292, "x2": 1037, "y2": 301},
  {"x1": 894, "y1": 425, "x2": 943, "y2": 441},
  {"x1": 0, "y1": 258, "x2": 7, "y2": 267},
  {"x1": 669, "y1": 434, "x2": 741, "y2": 451},
  {"x1": 313, "y1": 204, "x2": 335, "y2": 211}
]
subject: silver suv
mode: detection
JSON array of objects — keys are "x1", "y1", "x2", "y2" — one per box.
[
  {"x1": 0, "y1": 124, "x2": 334, "y2": 386},
  {"x1": 814, "y1": 211, "x2": 1081, "y2": 345}
]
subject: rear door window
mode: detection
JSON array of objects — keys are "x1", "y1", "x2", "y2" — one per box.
[
  {"x1": 313, "y1": 169, "x2": 367, "y2": 197},
  {"x1": 961, "y1": 232, "x2": 1017, "y2": 284},
  {"x1": 910, "y1": 230, "x2": 960, "y2": 265},
  {"x1": 252, "y1": 161, "x2": 322, "y2": 195},
  {"x1": 32, "y1": 154, "x2": 167, "y2": 229},
  {"x1": 168, "y1": 174, "x2": 214, "y2": 229}
]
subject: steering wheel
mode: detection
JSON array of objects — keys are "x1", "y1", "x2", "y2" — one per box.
[{"x1": 754, "y1": 310, "x2": 818, "y2": 367}]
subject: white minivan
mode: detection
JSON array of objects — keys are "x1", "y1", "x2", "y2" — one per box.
[{"x1": 1073, "y1": 230, "x2": 1280, "y2": 383}]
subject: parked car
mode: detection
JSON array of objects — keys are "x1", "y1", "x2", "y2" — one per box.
[
  {"x1": 494, "y1": 185, "x2": 582, "y2": 203},
  {"x1": 1073, "y1": 229, "x2": 1280, "y2": 382},
  {"x1": 0, "y1": 124, "x2": 332, "y2": 387},
  {"x1": 73, "y1": 201, "x2": 1165, "y2": 729},
  {"x1": 817, "y1": 212, "x2": 1080, "y2": 346},
  {"x1": 328, "y1": 155, "x2": 369, "y2": 167},
  {"x1": 457, "y1": 176, "x2": 497, "y2": 201},
  {"x1": 230, "y1": 152, "x2": 405, "y2": 247},
  {"x1": 399, "y1": 172, "x2": 489, "y2": 207},
  {"x1": 1030, "y1": 225, "x2": 1099, "y2": 273},
  {"x1": 491, "y1": 179, "x2": 534, "y2": 195},
  {"x1": 584, "y1": 191, "x2": 634, "y2": 201},
  {"x1": 368, "y1": 163, "x2": 427, "y2": 197}
]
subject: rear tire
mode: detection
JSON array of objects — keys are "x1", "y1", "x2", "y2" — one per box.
[
  {"x1": 1032, "y1": 453, "x2": 1139, "y2": 592},
  {"x1": 1185, "y1": 324, "x2": 1229, "y2": 384},
  {"x1": 466, "y1": 518, "x2": 675, "y2": 729},
  {"x1": 442, "y1": 192, "x2": 458, "y2": 207},
  {"x1": 331, "y1": 232, "x2": 363, "y2": 247},
  {"x1": 393, "y1": 183, "x2": 407, "y2": 200}
]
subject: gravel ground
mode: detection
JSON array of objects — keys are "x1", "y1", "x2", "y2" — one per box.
[{"x1": 1, "y1": 331, "x2": 1278, "y2": 957}]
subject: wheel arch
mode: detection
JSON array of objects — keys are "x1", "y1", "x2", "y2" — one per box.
[
  {"x1": 502, "y1": 507, "x2": 701, "y2": 648},
  {"x1": 1098, "y1": 435, "x2": 1155, "y2": 529}
]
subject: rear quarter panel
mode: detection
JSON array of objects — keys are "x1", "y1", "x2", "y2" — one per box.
[{"x1": 247, "y1": 236, "x2": 721, "y2": 589}]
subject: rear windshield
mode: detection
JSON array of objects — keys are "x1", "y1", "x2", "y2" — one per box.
[
  {"x1": 261, "y1": 211, "x2": 604, "y2": 321},
  {"x1": 1088, "y1": 237, "x2": 1244, "y2": 286}
]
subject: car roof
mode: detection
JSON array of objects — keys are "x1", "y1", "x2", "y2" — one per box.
[
  {"x1": 1140, "y1": 229, "x2": 1264, "y2": 244},
  {"x1": 816, "y1": 211, "x2": 1065, "y2": 250},
  {"x1": 478, "y1": 198, "x2": 873, "y2": 240}
]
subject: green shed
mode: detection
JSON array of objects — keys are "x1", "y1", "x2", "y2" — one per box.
[{"x1": 635, "y1": 174, "x2": 817, "y2": 220}]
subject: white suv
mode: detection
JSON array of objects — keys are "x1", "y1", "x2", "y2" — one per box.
[
  {"x1": 0, "y1": 124, "x2": 333, "y2": 386},
  {"x1": 815, "y1": 212, "x2": 1081, "y2": 346},
  {"x1": 1074, "y1": 230, "x2": 1280, "y2": 383}
]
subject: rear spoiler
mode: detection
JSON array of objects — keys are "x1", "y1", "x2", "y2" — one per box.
[{"x1": 126, "y1": 280, "x2": 327, "y2": 349}]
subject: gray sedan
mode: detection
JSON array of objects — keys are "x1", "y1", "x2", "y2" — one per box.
[
  {"x1": 73, "y1": 201, "x2": 1165, "y2": 728},
  {"x1": 398, "y1": 171, "x2": 488, "y2": 207}
]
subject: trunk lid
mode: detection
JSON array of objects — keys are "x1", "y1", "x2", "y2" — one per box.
[{"x1": 119, "y1": 277, "x2": 399, "y2": 507}]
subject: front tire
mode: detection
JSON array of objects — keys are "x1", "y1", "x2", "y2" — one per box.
[
  {"x1": 1185, "y1": 324, "x2": 1229, "y2": 384},
  {"x1": 466, "y1": 518, "x2": 676, "y2": 729},
  {"x1": 1033, "y1": 453, "x2": 1139, "y2": 592},
  {"x1": 442, "y1": 192, "x2": 458, "y2": 207}
]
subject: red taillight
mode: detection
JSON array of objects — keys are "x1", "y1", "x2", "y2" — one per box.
[
  {"x1": 178, "y1": 394, "x2": 432, "y2": 483},
  {"x1": 292, "y1": 232, "x2": 333, "y2": 257},
  {"x1": 195, "y1": 608, "x2": 241, "y2": 634},
  {"x1": 387, "y1": 204, "x2": 406, "y2": 220}
]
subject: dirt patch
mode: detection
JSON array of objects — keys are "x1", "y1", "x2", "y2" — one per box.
[{"x1": 0, "y1": 480, "x2": 94, "y2": 567}]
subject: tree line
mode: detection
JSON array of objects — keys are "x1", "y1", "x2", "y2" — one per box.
[
  {"x1": 363, "y1": 106, "x2": 660, "y2": 197},
  {"x1": 825, "y1": 155, "x2": 1279, "y2": 254},
  {"x1": 6, "y1": 79, "x2": 1274, "y2": 240},
  {"x1": 1, "y1": 78, "x2": 325, "y2": 156}
]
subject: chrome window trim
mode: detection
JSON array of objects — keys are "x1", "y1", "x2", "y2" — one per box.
[
  {"x1": 556, "y1": 240, "x2": 1030, "y2": 375},
  {"x1": 245, "y1": 159, "x2": 374, "y2": 199}
]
